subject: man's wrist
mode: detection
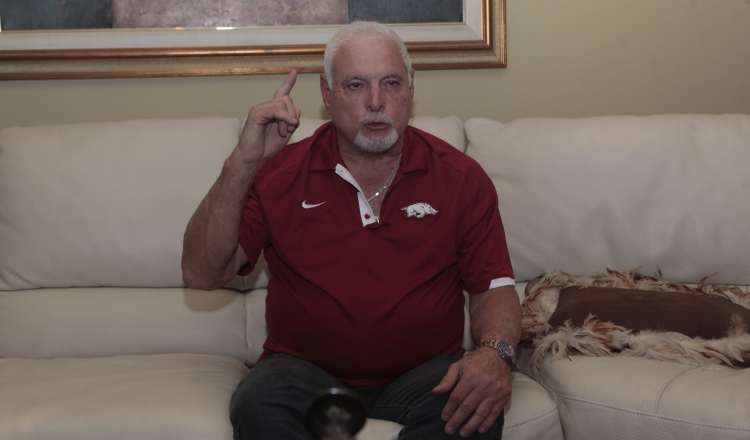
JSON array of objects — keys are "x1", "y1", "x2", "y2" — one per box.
[
  {"x1": 476, "y1": 347, "x2": 514, "y2": 373},
  {"x1": 223, "y1": 151, "x2": 265, "y2": 185},
  {"x1": 476, "y1": 339, "x2": 517, "y2": 367}
]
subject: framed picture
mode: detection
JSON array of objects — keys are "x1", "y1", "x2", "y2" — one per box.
[{"x1": 0, "y1": 0, "x2": 505, "y2": 80}]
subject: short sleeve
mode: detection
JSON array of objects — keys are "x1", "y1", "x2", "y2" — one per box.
[
  {"x1": 237, "y1": 186, "x2": 271, "y2": 276},
  {"x1": 456, "y1": 164, "x2": 515, "y2": 294}
]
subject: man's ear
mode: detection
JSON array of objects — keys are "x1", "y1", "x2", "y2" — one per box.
[{"x1": 320, "y1": 74, "x2": 332, "y2": 114}]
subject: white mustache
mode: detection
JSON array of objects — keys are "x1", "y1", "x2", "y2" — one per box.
[{"x1": 360, "y1": 113, "x2": 395, "y2": 128}]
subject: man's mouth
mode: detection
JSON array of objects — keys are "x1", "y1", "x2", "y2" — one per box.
[
  {"x1": 364, "y1": 121, "x2": 391, "y2": 131},
  {"x1": 361, "y1": 113, "x2": 394, "y2": 132}
]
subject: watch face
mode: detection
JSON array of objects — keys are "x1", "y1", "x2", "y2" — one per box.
[{"x1": 496, "y1": 341, "x2": 516, "y2": 360}]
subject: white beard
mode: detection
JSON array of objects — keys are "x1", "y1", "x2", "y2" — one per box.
[{"x1": 354, "y1": 113, "x2": 399, "y2": 153}]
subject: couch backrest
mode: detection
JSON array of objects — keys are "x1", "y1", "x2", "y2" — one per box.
[
  {"x1": 466, "y1": 114, "x2": 750, "y2": 285},
  {"x1": 0, "y1": 115, "x2": 464, "y2": 291},
  {"x1": 0, "y1": 115, "x2": 466, "y2": 361},
  {"x1": 0, "y1": 117, "x2": 245, "y2": 290}
]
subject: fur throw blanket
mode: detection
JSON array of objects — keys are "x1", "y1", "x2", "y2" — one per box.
[{"x1": 521, "y1": 268, "x2": 750, "y2": 378}]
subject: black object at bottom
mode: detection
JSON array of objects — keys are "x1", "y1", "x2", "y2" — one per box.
[{"x1": 304, "y1": 388, "x2": 367, "y2": 440}]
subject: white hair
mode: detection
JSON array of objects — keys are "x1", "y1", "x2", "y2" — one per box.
[{"x1": 323, "y1": 21, "x2": 413, "y2": 89}]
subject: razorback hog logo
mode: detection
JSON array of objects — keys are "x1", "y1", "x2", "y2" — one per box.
[{"x1": 402, "y1": 203, "x2": 438, "y2": 219}]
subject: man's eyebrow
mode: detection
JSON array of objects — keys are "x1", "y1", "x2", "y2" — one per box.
[
  {"x1": 343, "y1": 75, "x2": 367, "y2": 84},
  {"x1": 382, "y1": 73, "x2": 404, "y2": 81},
  {"x1": 341, "y1": 73, "x2": 404, "y2": 84}
]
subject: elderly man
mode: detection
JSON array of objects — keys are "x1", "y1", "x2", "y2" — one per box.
[{"x1": 182, "y1": 21, "x2": 521, "y2": 439}]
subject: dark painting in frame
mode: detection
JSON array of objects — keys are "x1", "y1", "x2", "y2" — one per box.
[{"x1": 0, "y1": 0, "x2": 505, "y2": 80}]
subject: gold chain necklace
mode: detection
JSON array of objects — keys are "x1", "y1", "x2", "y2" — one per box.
[{"x1": 367, "y1": 154, "x2": 402, "y2": 204}]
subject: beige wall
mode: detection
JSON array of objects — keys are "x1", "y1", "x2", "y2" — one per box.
[{"x1": 1, "y1": 0, "x2": 749, "y2": 132}]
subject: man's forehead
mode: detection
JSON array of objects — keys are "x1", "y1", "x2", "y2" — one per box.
[{"x1": 332, "y1": 37, "x2": 408, "y2": 82}]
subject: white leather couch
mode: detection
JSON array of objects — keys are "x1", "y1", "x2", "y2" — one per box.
[
  {"x1": 466, "y1": 114, "x2": 750, "y2": 440},
  {"x1": 1, "y1": 113, "x2": 748, "y2": 440},
  {"x1": 0, "y1": 115, "x2": 561, "y2": 440}
]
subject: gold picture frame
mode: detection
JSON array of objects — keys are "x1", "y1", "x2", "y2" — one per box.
[{"x1": 0, "y1": 0, "x2": 504, "y2": 80}]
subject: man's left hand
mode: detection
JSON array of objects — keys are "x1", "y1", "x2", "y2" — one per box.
[{"x1": 432, "y1": 347, "x2": 512, "y2": 437}]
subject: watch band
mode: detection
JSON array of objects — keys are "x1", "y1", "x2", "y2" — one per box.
[{"x1": 477, "y1": 339, "x2": 517, "y2": 366}]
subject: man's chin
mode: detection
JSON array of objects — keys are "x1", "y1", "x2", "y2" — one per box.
[{"x1": 354, "y1": 131, "x2": 399, "y2": 153}]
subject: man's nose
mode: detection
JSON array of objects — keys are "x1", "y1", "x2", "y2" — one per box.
[{"x1": 366, "y1": 87, "x2": 383, "y2": 112}]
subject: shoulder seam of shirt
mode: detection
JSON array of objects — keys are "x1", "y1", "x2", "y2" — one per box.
[{"x1": 408, "y1": 126, "x2": 482, "y2": 182}]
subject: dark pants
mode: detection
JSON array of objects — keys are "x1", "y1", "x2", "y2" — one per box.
[{"x1": 230, "y1": 354, "x2": 504, "y2": 439}]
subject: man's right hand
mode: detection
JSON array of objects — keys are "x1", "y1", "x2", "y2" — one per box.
[
  {"x1": 182, "y1": 70, "x2": 301, "y2": 291},
  {"x1": 236, "y1": 70, "x2": 302, "y2": 165}
]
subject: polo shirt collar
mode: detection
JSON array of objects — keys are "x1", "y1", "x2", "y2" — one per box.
[{"x1": 399, "y1": 127, "x2": 429, "y2": 174}]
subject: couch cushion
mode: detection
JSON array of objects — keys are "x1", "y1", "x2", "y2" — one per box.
[
  {"x1": 0, "y1": 355, "x2": 562, "y2": 440},
  {"x1": 0, "y1": 117, "x2": 251, "y2": 290},
  {"x1": 0, "y1": 354, "x2": 249, "y2": 440},
  {"x1": 520, "y1": 354, "x2": 750, "y2": 440},
  {"x1": 358, "y1": 372, "x2": 564, "y2": 440},
  {"x1": 519, "y1": 270, "x2": 750, "y2": 440},
  {"x1": 501, "y1": 372, "x2": 564, "y2": 440},
  {"x1": 0, "y1": 288, "x2": 248, "y2": 359},
  {"x1": 358, "y1": 419, "x2": 403, "y2": 440},
  {"x1": 465, "y1": 114, "x2": 750, "y2": 285}
]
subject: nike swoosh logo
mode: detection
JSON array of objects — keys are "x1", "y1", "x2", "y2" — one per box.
[{"x1": 302, "y1": 200, "x2": 326, "y2": 209}]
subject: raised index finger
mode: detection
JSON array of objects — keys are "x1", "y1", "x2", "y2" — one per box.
[{"x1": 273, "y1": 69, "x2": 298, "y2": 99}]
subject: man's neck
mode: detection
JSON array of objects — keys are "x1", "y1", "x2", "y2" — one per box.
[
  {"x1": 339, "y1": 147, "x2": 401, "y2": 185},
  {"x1": 340, "y1": 146, "x2": 402, "y2": 167},
  {"x1": 337, "y1": 139, "x2": 403, "y2": 203}
]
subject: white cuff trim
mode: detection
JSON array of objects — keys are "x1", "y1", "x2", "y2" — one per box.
[{"x1": 489, "y1": 277, "x2": 515, "y2": 289}]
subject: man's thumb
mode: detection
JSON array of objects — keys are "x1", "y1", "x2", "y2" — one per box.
[{"x1": 432, "y1": 365, "x2": 459, "y2": 395}]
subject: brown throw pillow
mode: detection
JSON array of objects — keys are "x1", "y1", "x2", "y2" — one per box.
[
  {"x1": 521, "y1": 269, "x2": 750, "y2": 374},
  {"x1": 548, "y1": 286, "x2": 750, "y2": 340}
]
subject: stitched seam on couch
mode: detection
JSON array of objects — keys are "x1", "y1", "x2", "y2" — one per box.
[
  {"x1": 555, "y1": 395, "x2": 750, "y2": 432},
  {"x1": 503, "y1": 406, "x2": 559, "y2": 430},
  {"x1": 654, "y1": 367, "x2": 697, "y2": 414}
]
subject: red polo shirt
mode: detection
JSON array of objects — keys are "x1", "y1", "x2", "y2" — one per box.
[{"x1": 239, "y1": 122, "x2": 514, "y2": 388}]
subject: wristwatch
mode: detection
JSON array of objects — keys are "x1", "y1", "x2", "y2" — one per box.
[{"x1": 476, "y1": 339, "x2": 517, "y2": 366}]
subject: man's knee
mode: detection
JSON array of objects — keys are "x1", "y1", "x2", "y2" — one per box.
[
  {"x1": 229, "y1": 363, "x2": 281, "y2": 430},
  {"x1": 229, "y1": 354, "x2": 344, "y2": 438}
]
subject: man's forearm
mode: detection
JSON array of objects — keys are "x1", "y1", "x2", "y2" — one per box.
[
  {"x1": 181, "y1": 150, "x2": 263, "y2": 290},
  {"x1": 469, "y1": 285, "x2": 522, "y2": 346},
  {"x1": 435, "y1": 285, "x2": 522, "y2": 437},
  {"x1": 181, "y1": 70, "x2": 300, "y2": 290}
]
